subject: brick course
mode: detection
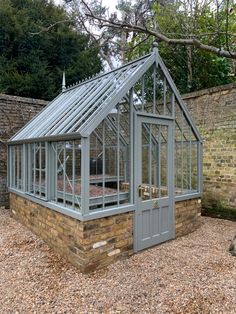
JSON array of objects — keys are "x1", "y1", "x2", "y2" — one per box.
[
  {"x1": 175, "y1": 198, "x2": 201, "y2": 237},
  {"x1": 182, "y1": 83, "x2": 236, "y2": 209},
  {"x1": 10, "y1": 193, "x2": 133, "y2": 273},
  {"x1": 10, "y1": 192, "x2": 200, "y2": 272}
]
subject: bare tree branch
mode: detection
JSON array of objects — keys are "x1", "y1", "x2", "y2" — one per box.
[
  {"x1": 29, "y1": 19, "x2": 71, "y2": 35},
  {"x1": 129, "y1": 34, "x2": 151, "y2": 51},
  {"x1": 28, "y1": 0, "x2": 236, "y2": 64},
  {"x1": 165, "y1": 31, "x2": 236, "y2": 39},
  {"x1": 84, "y1": 8, "x2": 236, "y2": 59}
]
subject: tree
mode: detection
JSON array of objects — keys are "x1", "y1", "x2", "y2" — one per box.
[
  {"x1": 125, "y1": 0, "x2": 235, "y2": 93},
  {"x1": 0, "y1": 0, "x2": 102, "y2": 100},
  {"x1": 77, "y1": 0, "x2": 236, "y2": 58},
  {"x1": 64, "y1": 0, "x2": 235, "y2": 93}
]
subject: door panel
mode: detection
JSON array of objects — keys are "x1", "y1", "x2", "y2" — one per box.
[{"x1": 135, "y1": 115, "x2": 174, "y2": 251}]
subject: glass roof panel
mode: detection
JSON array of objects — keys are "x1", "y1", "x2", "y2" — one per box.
[{"x1": 11, "y1": 53, "x2": 153, "y2": 142}]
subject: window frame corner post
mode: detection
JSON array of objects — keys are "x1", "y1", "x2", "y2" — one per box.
[
  {"x1": 81, "y1": 136, "x2": 89, "y2": 215},
  {"x1": 129, "y1": 88, "x2": 134, "y2": 204},
  {"x1": 167, "y1": 120, "x2": 175, "y2": 239}
]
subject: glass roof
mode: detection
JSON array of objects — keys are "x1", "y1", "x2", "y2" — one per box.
[
  {"x1": 11, "y1": 53, "x2": 155, "y2": 141},
  {"x1": 10, "y1": 49, "x2": 201, "y2": 143}
]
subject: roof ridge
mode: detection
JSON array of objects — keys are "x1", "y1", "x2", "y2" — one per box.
[{"x1": 64, "y1": 53, "x2": 152, "y2": 93}]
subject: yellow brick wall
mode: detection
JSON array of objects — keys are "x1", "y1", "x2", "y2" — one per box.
[
  {"x1": 175, "y1": 198, "x2": 201, "y2": 237},
  {"x1": 10, "y1": 193, "x2": 133, "y2": 273},
  {"x1": 183, "y1": 84, "x2": 236, "y2": 209},
  {"x1": 10, "y1": 193, "x2": 200, "y2": 271}
]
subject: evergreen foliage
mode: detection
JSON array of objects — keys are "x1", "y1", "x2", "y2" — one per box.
[{"x1": 0, "y1": 0, "x2": 102, "y2": 100}]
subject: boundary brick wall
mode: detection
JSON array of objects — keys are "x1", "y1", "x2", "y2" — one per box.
[
  {"x1": 182, "y1": 83, "x2": 236, "y2": 209},
  {"x1": 0, "y1": 94, "x2": 47, "y2": 207}
]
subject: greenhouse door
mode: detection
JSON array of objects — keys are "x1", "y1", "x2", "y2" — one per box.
[{"x1": 134, "y1": 115, "x2": 174, "y2": 251}]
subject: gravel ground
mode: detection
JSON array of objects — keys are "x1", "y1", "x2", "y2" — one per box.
[{"x1": 0, "y1": 209, "x2": 235, "y2": 314}]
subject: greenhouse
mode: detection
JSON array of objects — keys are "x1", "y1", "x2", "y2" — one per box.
[{"x1": 8, "y1": 47, "x2": 202, "y2": 271}]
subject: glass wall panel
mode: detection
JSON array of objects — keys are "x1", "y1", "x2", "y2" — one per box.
[
  {"x1": 89, "y1": 100, "x2": 131, "y2": 211},
  {"x1": 140, "y1": 123, "x2": 168, "y2": 201},
  {"x1": 28, "y1": 142, "x2": 46, "y2": 198},
  {"x1": 133, "y1": 65, "x2": 174, "y2": 117},
  {"x1": 174, "y1": 101, "x2": 200, "y2": 195},
  {"x1": 160, "y1": 125, "x2": 168, "y2": 197},
  {"x1": 10, "y1": 144, "x2": 23, "y2": 190},
  {"x1": 51, "y1": 140, "x2": 81, "y2": 210}
]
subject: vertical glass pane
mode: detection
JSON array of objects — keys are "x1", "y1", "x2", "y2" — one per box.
[
  {"x1": 41, "y1": 143, "x2": 46, "y2": 170},
  {"x1": 13, "y1": 146, "x2": 17, "y2": 187},
  {"x1": 51, "y1": 140, "x2": 81, "y2": 210},
  {"x1": 23, "y1": 142, "x2": 46, "y2": 199},
  {"x1": 141, "y1": 123, "x2": 168, "y2": 201},
  {"x1": 56, "y1": 143, "x2": 64, "y2": 203},
  {"x1": 11, "y1": 145, "x2": 22, "y2": 190},
  {"x1": 17, "y1": 146, "x2": 22, "y2": 189},
  {"x1": 74, "y1": 139, "x2": 81, "y2": 209},
  {"x1": 141, "y1": 123, "x2": 150, "y2": 200},
  {"x1": 151, "y1": 124, "x2": 161, "y2": 199},
  {"x1": 89, "y1": 101, "x2": 131, "y2": 211},
  {"x1": 89, "y1": 130, "x2": 104, "y2": 209},
  {"x1": 104, "y1": 118, "x2": 117, "y2": 208},
  {"x1": 11, "y1": 145, "x2": 23, "y2": 190},
  {"x1": 32, "y1": 143, "x2": 36, "y2": 194},
  {"x1": 65, "y1": 141, "x2": 73, "y2": 207},
  {"x1": 35, "y1": 170, "x2": 40, "y2": 195},
  {"x1": 174, "y1": 101, "x2": 200, "y2": 195},
  {"x1": 35, "y1": 143, "x2": 40, "y2": 170},
  {"x1": 132, "y1": 65, "x2": 173, "y2": 117},
  {"x1": 175, "y1": 143, "x2": 182, "y2": 195},
  {"x1": 119, "y1": 101, "x2": 130, "y2": 206},
  {"x1": 41, "y1": 171, "x2": 46, "y2": 197},
  {"x1": 160, "y1": 126, "x2": 168, "y2": 197},
  {"x1": 191, "y1": 143, "x2": 198, "y2": 191}
]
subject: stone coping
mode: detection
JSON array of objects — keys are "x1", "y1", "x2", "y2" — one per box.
[
  {"x1": 0, "y1": 93, "x2": 48, "y2": 106},
  {"x1": 182, "y1": 83, "x2": 236, "y2": 100}
]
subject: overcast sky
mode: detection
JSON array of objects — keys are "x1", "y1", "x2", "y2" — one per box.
[
  {"x1": 53, "y1": 0, "x2": 120, "y2": 69},
  {"x1": 54, "y1": 0, "x2": 118, "y2": 13}
]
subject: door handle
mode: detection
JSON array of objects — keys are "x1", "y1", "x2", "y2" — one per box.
[{"x1": 137, "y1": 185, "x2": 142, "y2": 197}]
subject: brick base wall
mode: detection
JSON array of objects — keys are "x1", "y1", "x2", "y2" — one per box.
[
  {"x1": 175, "y1": 198, "x2": 201, "y2": 237},
  {"x1": 10, "y1": 193, "x2": 201, "y2": 272},
  {"x1": 10, "y1": 193, "x2": 133, "y2": 273}
]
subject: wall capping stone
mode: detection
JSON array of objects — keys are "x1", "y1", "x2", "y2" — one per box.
[
  {"x1": 0, "y1": 93, "x2": 48, "y2": 106},
  {"x1": 182, "y1": 83, "x2": 236, "y2": 100}
]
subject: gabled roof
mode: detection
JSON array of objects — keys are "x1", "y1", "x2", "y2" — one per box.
[
  {"x1": 10, "y1": 49, "x2": 202, "y2": 143},
  {"x1": 11, "y1": 53, "x2": 155, "y2": 142}
]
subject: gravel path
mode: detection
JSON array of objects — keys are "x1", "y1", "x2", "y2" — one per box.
[{"x1": 0, "y1": 209, "x2": 235, "y2": 314}]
